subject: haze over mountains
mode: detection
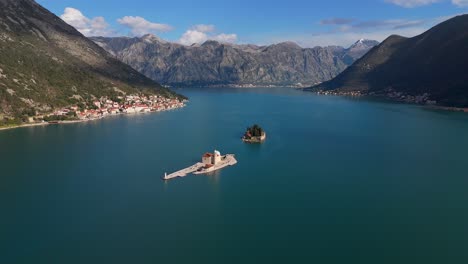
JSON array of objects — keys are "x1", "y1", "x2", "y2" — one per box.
[
  {"x1": 0, "y1": 0, "x2": 179, "y2": 119},
  {"x1": 313, "y1": 14, "x2": 468, "y2": 107},
  {"x1": 92, "y1": 35, "x2": 378, "y2": 87}
]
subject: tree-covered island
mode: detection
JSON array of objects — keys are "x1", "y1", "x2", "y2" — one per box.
[{"x1": 242, "y1": 124, "x2": 266, "y2": 143}]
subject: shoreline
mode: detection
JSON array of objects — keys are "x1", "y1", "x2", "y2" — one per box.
[
  {"x1": 425, "y1": 105, "x2": 468, "y2": 113},
  {"x1": 0, "y1": 107, "x2": 185, "y2": 132},
  {"x1": 0, "y1": 118, "x2": 106, "y2": 132},
  {"x1": 172, "y1": 85, "x2": 307, "y2": 89},
  {"x1": 305, "y1": 91, "x2": 468, "y2": 113},
  {"x1": 242, "y1": 133, "x2": 267, "y2": 143},
  {"x1": 0, "y1": 122, "x2": 49, "y2": 131}
]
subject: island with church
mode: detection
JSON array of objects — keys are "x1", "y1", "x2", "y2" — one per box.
[
  {"x1": 242, "y1": 124, "x2": 267, "y2": 143},
  {"x1": 163, "y1": 150, "x2": 237, "y2": 180}
]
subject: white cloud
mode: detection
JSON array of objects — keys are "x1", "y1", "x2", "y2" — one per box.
[
  {"x1": 179, "y1": 30, "x2": 209, "y2": 45},
  {"x1": 212, "y1": 33, "x2": 238, "y2": 43},
  {"x1": 60, "y1": 7, "x2": 113, "y2": 37},
  {"x1": 385, "y1": 0, "x2": 440, "y2": 7},
  {"x1": 59, "y1": 9, "x2": 237, "y2": 44},
  {"x1": 179, "y1": 25, "x2": 238, "y2": 45},
  {"x1": 452, "y1": 0, "x2": 468, "y2": 6},
  {"x1": 117, "y1": 16, "x2": 173, "y2": 36}
]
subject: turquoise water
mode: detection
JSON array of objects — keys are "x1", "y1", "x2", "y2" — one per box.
[{"x1": 1, "y1": 88, "x2": 468, "y2": 263}]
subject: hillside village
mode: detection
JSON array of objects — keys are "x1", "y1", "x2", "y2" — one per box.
[{"x1": 42, "y1": 94, "x2": 186, "y2": 123}]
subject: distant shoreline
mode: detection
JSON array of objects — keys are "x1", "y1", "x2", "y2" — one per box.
[
  {"x1": 0, "y1": 107, "x2": 185, "y2": 132},
  {"x1": 305, "y1": 91, "x2": 468, "y2": 113},
  {"x1": 170, "y1": 84, "x2": 309, "y2": 89},
  {"x1": 0, "y1": 122, "x2": 49, "y2": 131},
  {"x1": 0, "y1": 118, "x2": 105, "y2": 132},
  {"x1": 426, "y1": 105, "x2": 468, "y2": 113}
]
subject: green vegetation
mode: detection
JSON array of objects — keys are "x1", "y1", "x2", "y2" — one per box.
[
  {"x1": 246, "y1": 124, "x2": 264, "y2": 137},
  {"x1": 0, "y1": 36, "x2": 185, "y2": 121},
  {"x1": 0, "y1": 0, "x2": 186, "y2": 127},
  {"x1": 42, "y1": 114, "x2": 76, "y2": 122},
  {"x1": 0, "y1": 15, "x2": 186, "y2": 123},
  {"x1": 242, "y1": 124, "x2": 266, "y2": 143},
  {"x1": 0, "y1": 117, "x2": 22, "y2": 127}
]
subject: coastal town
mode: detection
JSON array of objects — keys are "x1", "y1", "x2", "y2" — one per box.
[
  {"x1": 314, "y1": 89, "x2": 438, "y2": 105},
  {"x1": 312, "y1": 88, "x2": 468, "y2": 112},
  {"x1": 0, "y1": 94, "x2": 187, "y2": 130},
  {"x1": 314, "y1": 90, "x2": 363, "y2": 97},
  {"x1": 70, "y1": 94, "x2": 186, "y2": 121}
]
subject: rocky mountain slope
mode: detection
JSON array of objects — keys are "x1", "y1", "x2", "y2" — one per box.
[
  {"x1": 0, "y1": 0, "x2": 182, "y2": 122},
  {"x1": 312, "y1": 15, "x2": 468, "y2": 107},
  {"x1": 92, "y1": 35, "x2": 378, "y2": 87},
  {"x1": 339, "y1": 39, "x2": 380, "y2": 64}
]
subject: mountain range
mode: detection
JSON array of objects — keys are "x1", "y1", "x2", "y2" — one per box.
[
  {"x1": 2, "y1": 0, "x2": 465, "y2": 121},
  {"x1": 91, "y1": 36, "x2": 378, "y2": 87},
  {"x1": 0, "y1": 0, "x2": 181, "y2": 121},
  {"x1": 312, "y1": 14, "x2": 468, "y2": 107}
]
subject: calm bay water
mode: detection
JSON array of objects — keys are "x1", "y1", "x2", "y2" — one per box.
[{"x1": 1, "y1": 88, "x2": 468, "y2": 263}]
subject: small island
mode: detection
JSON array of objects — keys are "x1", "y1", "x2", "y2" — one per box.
[
  {"x1": 163, "y1": 150, "x2": 237, "y2": 180},
  {"x1": 242, "y1": 124, "x2": 266, "y2": 143}
]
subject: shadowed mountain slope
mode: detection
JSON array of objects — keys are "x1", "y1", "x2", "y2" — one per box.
[{"x1": 313, "y1": 15, "x2": 468, "y2": 107}]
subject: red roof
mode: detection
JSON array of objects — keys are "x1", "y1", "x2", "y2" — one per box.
[{"x1": 203, "y1": 153, "x2": 214, "y2": 158}]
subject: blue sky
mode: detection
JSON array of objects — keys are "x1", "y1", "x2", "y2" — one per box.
[{"x1": 37, "y1": 0, "x2": 467, "y2": 47}]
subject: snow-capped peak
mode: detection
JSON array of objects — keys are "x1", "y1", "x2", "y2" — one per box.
[{"x1": 350, "y1": 39, "x2": 379, "y2": 49}]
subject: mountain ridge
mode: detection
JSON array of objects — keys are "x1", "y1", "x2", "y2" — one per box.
[
  {"x1": 311, "y1": 15, "x2": 468, "y2": 107},
  {"x1": 91, "y1": 35, "x2": 378, "y2": 87},
  {"x1": 0, "y1": 0, "x2": 182, "y2": 122}
]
